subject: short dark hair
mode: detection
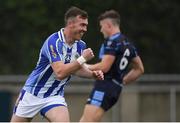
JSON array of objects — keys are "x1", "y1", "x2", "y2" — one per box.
[
  {"x1": 64, "y1": 6, "x2": 88, "y2": 25},
  {"x1": 98, "y1": 10, "x2": 120, "y2": 26}
]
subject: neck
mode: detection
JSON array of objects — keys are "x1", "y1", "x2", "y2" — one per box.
[
  {"x1": 63, "y1": 27, "x2": 74, "y2": 46},
  {"x1": 109, "y1": 26, "x2": 121, "y2": 37}
]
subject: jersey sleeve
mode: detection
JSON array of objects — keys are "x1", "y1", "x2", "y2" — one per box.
[
  {"x1": 77, "y1": 40, "x2": 86, "y2": 55},
  {"x1": 104, "y1": 40, "x2": 117, "y2": 55},
  {"x1": 129, "y1": 44, "x2": 138, "y2": 58},
  {"x1": 98, "y1": 44, "x2": 104, "y2": 59},
  {"x1": 43, "y1": 33, "x2": 63, "y2": 63},
  {"x1": 81, "y1": 42, "x2": 86, "y2": 51}
]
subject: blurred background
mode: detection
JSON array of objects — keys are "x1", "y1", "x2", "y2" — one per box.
[{"x1": 0, "y1": 0, "x2": 180, "y2": 122}]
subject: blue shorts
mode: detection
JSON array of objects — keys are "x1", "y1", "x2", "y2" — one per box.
[{"x1": 87, "y1": 79, "x2": 122, "y2": 111}]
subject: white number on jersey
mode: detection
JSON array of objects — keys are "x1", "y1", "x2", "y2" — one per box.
[{"x1": 119, "y1": 48, "x2": 130, "y2": 70}]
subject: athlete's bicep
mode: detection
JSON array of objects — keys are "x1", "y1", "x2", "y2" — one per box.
[
  {"x1": 51, "y1": 61, "x2": 64, "y2": 75},
  {"x1": 131, "y1": 56, "x2": 144, "y2": 72},
  {"x1": 101, "y1": 54, "x2": 115, "y2": 73}
]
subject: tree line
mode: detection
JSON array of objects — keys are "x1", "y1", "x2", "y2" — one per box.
[{"x1": 0, "y1": 0, "x2": 179, "y2": 74}]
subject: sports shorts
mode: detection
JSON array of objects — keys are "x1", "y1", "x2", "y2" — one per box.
[
  {"x1": 13, "y1": 89, "x2": 67, "y2": 118},
  {"x1": 87, "y1": 79, "x2": 122, "y2": 111}
]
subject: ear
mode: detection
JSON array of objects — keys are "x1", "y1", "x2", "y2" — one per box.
[
  {"x1": 67, "y1": 20, "x2": 72, "y2": 25},
  {"x1": 67, "y1": 19, "x2": 75, "y2": 28},
  {"x1": 107, "y1": 21, "x2": 112, "y2": 28}
]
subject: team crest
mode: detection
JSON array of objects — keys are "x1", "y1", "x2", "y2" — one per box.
[
  {"x1": 107, "y1": 40, "x2": 112, "y2": 46},
  {"x1": 65, "y1": 54, "x2": 71, "y2": 63},
  {"x1": 75, "y1": 53, "x2": 80, "y2": 59}
]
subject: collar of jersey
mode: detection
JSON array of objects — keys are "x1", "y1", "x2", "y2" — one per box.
[
  {"x1": 108, "y1": 32, "x2": 121, "y2": 41},
  {"x1": 58, "y1": 28, "x2": 79, "y2": 48}
]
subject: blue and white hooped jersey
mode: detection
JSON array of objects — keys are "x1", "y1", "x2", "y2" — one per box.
[{"x1": 23, "y1": 28, "x2": 86, "y2": 98}]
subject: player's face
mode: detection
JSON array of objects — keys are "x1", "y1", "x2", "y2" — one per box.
[
  {"x1": 99, "y1": 19, "x2": 110, "y2": 38},
  {"x1": 71, "y1": 16, "x2": 88, "y2": 40}
]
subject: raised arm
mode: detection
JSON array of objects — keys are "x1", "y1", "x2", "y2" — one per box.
[{"x1": 51, "y1": 48, "x2": 94, "y2": 80}]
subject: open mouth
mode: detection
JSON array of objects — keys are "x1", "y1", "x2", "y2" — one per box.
[{"x1": 80, "y1": 32, "x2": 84, "y2": 36}]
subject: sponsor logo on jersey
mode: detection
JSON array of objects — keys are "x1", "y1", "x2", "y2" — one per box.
[{"x1": 50, "y1": 45, "x2": 57, "y2": 58}]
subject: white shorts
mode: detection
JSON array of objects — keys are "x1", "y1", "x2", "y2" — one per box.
[{"x1": 14, "y1": 89, "x2": 67, "y2": 118}]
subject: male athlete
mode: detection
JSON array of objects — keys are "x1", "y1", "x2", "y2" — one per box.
[
  {"x1": 11, "y1": 6, "x2": 103, "y2": 122},
  {"x1": 80, "y1": 10, "x2": 144, "y2": 122}
]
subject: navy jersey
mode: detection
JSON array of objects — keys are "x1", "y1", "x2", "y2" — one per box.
[
  {"x1": 99, "y1": 33, "x2": 138, "y2": 84},
  {"x1": 23, "y1": 28, "x2": 86, "y2": 98}
]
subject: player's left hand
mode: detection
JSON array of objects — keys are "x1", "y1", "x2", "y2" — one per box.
[{"x1": 92, "y1": 70, "x2": 104, "y2": 80}]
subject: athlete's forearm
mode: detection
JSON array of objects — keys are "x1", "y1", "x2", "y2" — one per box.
[
  {"x1": 52, "y1": 60, "x2": 83, "y2": 80},
  {"x1": 88, "y1": 62, "x2": 109, "y2": 73},
  {"x1": 74, "y1": 64, "x2": 94, "y2": 78},
  {"x1": 87, "y1": 63, "x2": 100, "y2": 71},
  {"x1": 87, "y1": 55, "x2": 115, "y2": 73},
  {"x1": 123, "y1": 68, "x2": 143, "y2": 85},
  {"x1": 52, "y1": 53, "x2": 93, "y2": 80}
]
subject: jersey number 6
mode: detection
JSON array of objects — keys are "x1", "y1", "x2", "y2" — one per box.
[{"x1": 119, "y1": 48, "x2": 130, "y2": 70}]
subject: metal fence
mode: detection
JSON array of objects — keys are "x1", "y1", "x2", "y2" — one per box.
[{"x1": 0, "y1": 74, "x2": 180, "y2": 122}]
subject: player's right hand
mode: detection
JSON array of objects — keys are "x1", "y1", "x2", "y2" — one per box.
[
  {"x1": 82, "y1": 48, "x2": 94, "y2": 61},
  {"x1": 92, "y1": 70, "x2": 104, "y2": 80}
]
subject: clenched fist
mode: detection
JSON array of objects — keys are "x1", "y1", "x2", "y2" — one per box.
[
  {"x1": 92, "y1": 70, "x2": 104, "y2": 80},
  {"x1": 82, "y1": 48, "x2": 94, "y2": 62}
]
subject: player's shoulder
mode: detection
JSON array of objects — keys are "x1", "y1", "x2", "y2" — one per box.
[
  {"x1": 46, "y1": 32, "x2": 59, "y2": 43},
  {"x1": 77, "y1": 40, "x2": 86, "y2": 45},
  {"x1": 41, "y1": 32, "x2": 61, "y2": 50},
  {"x1": 122, "y1": 37, "x2": 138, "y2": 55},
  {"x1": 76, "y1": 40, "x2": 86, "y2": 49},
  {"x1": 42, "y1": 32, "x2": 62, "y2": 48},
  {"x1": 119, "y1": 34, "x2": 135, "y2": 46}
]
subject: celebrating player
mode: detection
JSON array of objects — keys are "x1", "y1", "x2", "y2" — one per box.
[{"x1": 11, "y1": 6, "x2": 103, "y2": 122}]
